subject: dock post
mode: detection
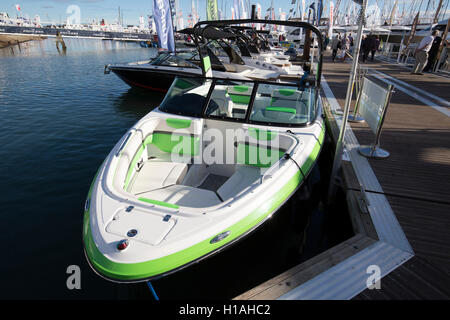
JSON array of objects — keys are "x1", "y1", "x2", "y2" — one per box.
[
  {"x1": 327, "y1": 0, "x2": 368, "y2": 204},
  {"x1": 348, "y1": 68, "x2": 366, "y2": 123}
]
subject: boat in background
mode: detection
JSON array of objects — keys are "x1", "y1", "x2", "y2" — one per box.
[{"x1": 104, "y1": 27, "x2": 290, "y2": 92}]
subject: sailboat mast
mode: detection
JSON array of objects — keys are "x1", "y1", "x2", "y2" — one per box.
[
  {"x1": 441, "y1": 0, "x2": 449, "y2": 21},
  {"x1": 433, "y1": 0, "x2": 444, "y2": 23}
]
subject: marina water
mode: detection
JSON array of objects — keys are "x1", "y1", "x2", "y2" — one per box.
[{"x1": 0, "y1": 38, "x2": 352, "y2": 299}]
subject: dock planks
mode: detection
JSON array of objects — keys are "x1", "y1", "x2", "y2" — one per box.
[
  {"x1": 236, "y1": 54, "x2": 450, "y2": 300},
  {"x1": 322, "y1": 57, "x2": 450, "y2": 299}
]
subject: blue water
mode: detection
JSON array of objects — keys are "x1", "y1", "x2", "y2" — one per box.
[
  {"x1": 0, "y1": 38, "x2": 352, "y2": 299},
  {"x1": 0, "y1": 38, "x2": 164, "y2": 298}
]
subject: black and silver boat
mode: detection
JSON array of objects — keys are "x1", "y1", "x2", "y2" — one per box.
[{"x1": 104, "y1": 27, "x2": 287, "y2": 92}]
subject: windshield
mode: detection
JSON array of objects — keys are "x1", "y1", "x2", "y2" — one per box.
[
  {"x1": 249, "y1": 84, "x2": 316, "y2": 126},
  {"x1": 149, "y1": 52, "x2": 170, "y2": 65},
  {"x1": 150, "y1": 52, "x2": 199, "y2": 68},
  {"x1": 207, "y1": 40, "x2": 229, "y2": 59},
  {"x1": 159, "y1": 77, "x2": 318, "y2": 126},
  {"x1": 159, "y1": 77, "x2": 212, "y2": 117}
]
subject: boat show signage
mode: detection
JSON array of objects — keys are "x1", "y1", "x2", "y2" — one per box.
[
  {"x1": 358, "y1": 78, "x2": 390, "y2": 135},
  {"x1": 153, "y1": 0, "x2": 175, "y2": 52},
  {"x1": 0, "y1": 25, "x2": 152, "y2": 41},
  {"x1": 356, "y1": 77, "x2": 394, "y2": 159}
]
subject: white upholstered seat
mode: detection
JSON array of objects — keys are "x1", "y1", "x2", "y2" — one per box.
[
  {"x1": 128, "y1": 160, "x2": 188, "y2": 194},
  {"x1": 217, "y1": 166, "x2": 261, "y2": 200},
  {"x1": 138, "y1": 185, "x2": 221, "y2": 208}
]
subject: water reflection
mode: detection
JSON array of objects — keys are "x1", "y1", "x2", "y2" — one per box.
[{"x1": 113, "y1": 87, "x2": 165, "y2": 120}]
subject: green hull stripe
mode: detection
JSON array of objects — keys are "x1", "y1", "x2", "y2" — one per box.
[
  {"x1": 83, "y1": 123, "x2": 325, "y2": 281},
  {"x1": 138, "y1": 197, "x2": 179, "y2": 209},
  {"x1": 166, "y1": 118, "x2": 192, "y2": 129}
]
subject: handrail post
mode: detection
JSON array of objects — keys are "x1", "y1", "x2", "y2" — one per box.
[{"x1": 327, "y1": 0, "x2": 368, "y2": 205}]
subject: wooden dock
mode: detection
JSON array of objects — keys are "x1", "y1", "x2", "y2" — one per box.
[{"x1": 235, "y1": 55, "x2": 450, "y2": 300}]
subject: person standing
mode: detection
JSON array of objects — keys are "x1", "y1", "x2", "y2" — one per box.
[
  {"x1": 340, "y1": 34, "x2": 349, "y2": 61},
  {"x1": 324, "y1": 33, "x2": 330, "y2": 49},
  {"x1": 361, "y1": 35, "x2": 370, "y2": 62},
  {"x1": 348, "y1": 33, "x2": 354, "y2": 53},
  {"x1": 423, "y1": 32, "x2": 442, "y2": 72},
  {"x1": 370, "y1": 35, "x2": 380, "y2": 61},
  {"x1": 412, "y1": 30, "x2": 439, "y2": 75},
  {"x1": 331, "y1": 34, "x2": 341, "y2": 62}
]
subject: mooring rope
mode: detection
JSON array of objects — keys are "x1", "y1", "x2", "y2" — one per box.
[{"x1": 147, "y1": 281, "x2": 159, "y2": 300}]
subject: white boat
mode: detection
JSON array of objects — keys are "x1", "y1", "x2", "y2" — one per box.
[
  {"x1": 105, "y1": 28, "x2": 285, "y2": 92},
  {"x1": 84, "y1": 19, "x2": 325, "y2": 282}
]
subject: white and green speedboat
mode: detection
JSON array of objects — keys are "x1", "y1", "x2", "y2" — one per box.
[{"x1": 83, "y1": 19, "x2": 325, "y2": 282}]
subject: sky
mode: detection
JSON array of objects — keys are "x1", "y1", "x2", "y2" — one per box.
[{"x1": 1, "y1": 0, "x2": 449, "y2": 26}]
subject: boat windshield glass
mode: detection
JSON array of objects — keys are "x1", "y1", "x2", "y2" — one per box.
[
  {"x1": 207, "y1": 40, "x2": 229, "y2": 59},
  {"x1": 149, "y1": 52, "x2": 170, "y2": 65},
  {"x1": 160, "y1": 77, "x2": 317, "y2": 126},
  {"x1": 249, "y1": 83, "x2": 315, "y2": 126},
  {"x1": 159, "y1": 55, "x2": 198, "y2": 68},
  {"x1": 159, "y1": 77, "x2": 213, "y2": 117},
  {"x1": 177, "y1": 50, "x2": 199, "y2": 61},
  {"x1": 205, "y1": 79, "x2": 255, "y2": 120}
]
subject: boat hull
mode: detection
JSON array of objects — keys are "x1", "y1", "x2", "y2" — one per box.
[
  {"x1": 110, "y1": 67, "x2": 195, "y2": 92},
  {"x1": 83, "y1": 122, "x2": 325, "y2": 283}
]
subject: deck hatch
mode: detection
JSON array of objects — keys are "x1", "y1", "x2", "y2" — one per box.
[{"x1": 106, "y1": 208, "x2": 175, "y2": 246}]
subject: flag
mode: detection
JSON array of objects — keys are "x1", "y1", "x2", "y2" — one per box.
[
  {"x1": 301, "y1": 0, "x2": 305, "y2": 20},
  {"x1": 389, "y1": 0, "x2": 398, "y2": 25},
  {"x1": 329, "y1": 1, "x2": 334, "y2": 38},
  {"x1": 318, "y1": 0, "x2": 323, "y2": 23},
  {"x1": 240, "y1": 0, "x2": 247, "y2": 19},
  {"x1": 256, "y1": 3, "x2": 262, "y2": 29},
  {"x1": 153, "y1": 0, "x2": 175, "y2": 52},
  {"x1": 256, "y1": 3, "x2": 262, "y2": 18},
  {"x1": 309, "y1": 3, "x2": 316, "y2": 24},
  {"x1": 15, "y1": 4, "x2": 21, "y2": 11},
  {"x1": 233, "y1": 0, "x2": 240, "y2": 19},
  {"x1": 206, "y1": 0, "x2": 218, "y2": 20}
]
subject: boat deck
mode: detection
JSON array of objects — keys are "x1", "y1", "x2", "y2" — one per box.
[{"x1": 235, "y1": 55, "x2": 450, "y2": 300}]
